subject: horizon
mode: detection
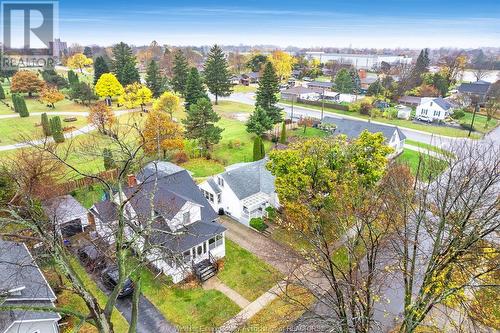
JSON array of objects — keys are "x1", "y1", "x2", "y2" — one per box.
[{"x1": 58, "y1": 0, "x2": 500, "y2": 48}]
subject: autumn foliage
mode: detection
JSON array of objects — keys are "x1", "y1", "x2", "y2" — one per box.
[
  {"x1": 143, "y1": 111, "x2": 184, "y2": 157},
  {"x1": 88, "y1": 101, "x2": 116, "y2": 134},
  {"x1": 11, "y1": 70, "x2": 45, "y2": 97},
  {"x1": 40, "y1": 86, "x2": 65, "y2": 108}
]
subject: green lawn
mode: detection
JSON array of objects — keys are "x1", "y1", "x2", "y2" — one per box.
[
  {"x1": 460, "y1": 110, "x2": 498, "y2": 133},
  {"x1": 71, "y1": 183, "x2": 106, "y2": 208},
  {"x1": 396, "y1": 149, "x2": 449, "y2": 181},
  {"x1": 405, "y1": 139, "x2": 453, "y2": 157},
  {"x1": 214, "y1": 100, "x2": 254, "y2": 114},
  {"x1": 181, "y1": 158, "x2": 225, "y2": 178},
  {"x1": 280, "y1": 100, "x2": 490, "y2": 138},
  {"x1": 0, "y1": 115, "x2": 88, "y2": 146},
  {"x1": 232, "y1": 85, "x2": 257, "y2": 93},
  {"x1": 218, "y1": 240, "x2": 281, "y2": 301},
  {"x1": 133, "y1": 264, "x2": 240, "y2": 328},
  {"x1": 290, "y1": 127, "x2": 328, "y2": 138},
  {"x1": 24, "y1": 97, "x2": 90, "y2": 113}
]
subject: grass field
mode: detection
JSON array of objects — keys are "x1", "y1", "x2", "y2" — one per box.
[
  {"x1": 405, "y1": 139, "x2": 453, "y2": 157},
  {"x1": 396, "y1": 149, "x2": 449, "y2": 181},
  {"x1": 232, "y1": 85, "x2": 257, "y2": 93},
  {"x1": 280, "y1": 100, "x2": 494, "y2": 138},
  {"x1": 0, "y1": 115, "x2": 88, "y2": 146}
]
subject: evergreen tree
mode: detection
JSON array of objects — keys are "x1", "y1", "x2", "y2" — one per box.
[
  {"x1": 13, "y1": 94, "x2": 29, "y2": 117},
  {"x1": 253, "y1": 136, "x2": 265, "y2": 161},
  {"x1": 103, "y1": 148, "x2": 115, "y2": 170},
  {"x1": 410, "y1": 49, "x2": 430, "y2": 88},
  {"x1": 0, "y1": 84, "x2": 5, "y2": 99},
  {"x1": 50, "y1": 116, "x2": 65, "y2": 143},
  {"x1": 172, "y1": 50, "x2": 189, "y2": 95},
  {"x1": 204, "y1": 44, "x2": 232, "y2": 104},
  {"x1": 67, "y1": 70, "x2": 79, "y2": 86},
  {"x1": 184, "y1": 68, "x2": 208, "y2": 108},
  {"x1": 41, "y1": 113, "x2": 51, "y2": 136},
  {"x1": 145, "y1": 60, "x2": 165, "y2": 98},
  {"x1": 112, "y1": 42, "x2": 140, "y2": 86},
  {"x1": 182, "y1": 98, "x2": 223, "y2": 153},
  {"x1": 255, "y1": 62, "x2": 282, "y2": 124},
  {"x1": 349, "y1": 68, "x2": 361, "y2": 94},
  {"x1": 93, "y1": 56, "x2": 110, "y2": 84},
  {"x1": 367, "y1": 79, "x2": 383, "y2": 96},
  {"x1": 279, "y1": 121, "x2": 287, "y2": 144},
  {"x1": 83, "y1": 46, "x2": 93, "y2": 58},
  {"x1": 335, "y1": 68, "x2": 355, "y2": 93},
  {"x1": 246, "y1": 106, "x2": 273, "y2": 137},
  {"x1": 11, "y1": 93, "x2": 19, "y2": 113}
]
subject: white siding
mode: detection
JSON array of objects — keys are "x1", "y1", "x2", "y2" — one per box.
[{"x1": 416, "y1": 99, "x2": 447, "y2": 121}]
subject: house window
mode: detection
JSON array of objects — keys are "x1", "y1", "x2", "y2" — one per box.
[
  {"x1": 209, "y1": 237, "x2": 216, "y2": 250},
  {"x1": 217, "y1": 193, "x2": 221, "y2": 203},
  {"x1": 183, "y1": 211, "x2": 190, "y2": 224},
  {"x1": 434, "y1": 110, "x2": 440, "y2": 117},
  {"x1": 421, "y1": 109, "x2": 427, "y2": 115},
  {"x1": 209, "y1": 193, "x2": 214, "y2": 203},
  {"x1": 202, "y1": 189, "x2": 215, "y2": 203},
  {"x1": 218, "y1": 177, "x2": 224, "y2": 187},
  {"x1": 182, "y1": 250, "x2": 191, "y2": 263},
  {"x1": 203, "y1": 242, "x2": 207, "y2": 253},
  {"x1": 215, "y1": 234, "x2": 223, "y2": 247},
  {"x1": 197, "y1": 245, "x2": 203, "y2": 256}
]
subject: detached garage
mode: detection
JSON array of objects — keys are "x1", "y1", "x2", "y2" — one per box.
[{"x1": 43, "y1": 195, "x2": 89, "y2": 238}]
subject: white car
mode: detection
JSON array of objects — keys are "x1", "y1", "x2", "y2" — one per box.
[{"x1": 416, "y1": 115, "x2": 432, "y2": 123}]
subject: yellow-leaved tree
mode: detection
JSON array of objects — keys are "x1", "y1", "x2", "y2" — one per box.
[
  {"x1": 39, "y1": 86, "x2": 64, "y2": 108},
  {"x1": 268, "y1": 50, "x2": 295, "y2": 81},
  {"x1": 88, "y1": 101, "x2": 116, "y2": 134},
  {"x1": 152, "y1": 91, "x2": 181, "y2": 119},
  {"x1": 95, "y1": 73, "x2": 124, "y2": 100},
  {"x1": 119, "y1": 83, "x2": 153, "y2": 111},
  {"x1": 67, "y1": 53, "x2": 93, "y2": 73},
  {"x1": 143, "y1": 110, "x2": 184, "y2": 157}
]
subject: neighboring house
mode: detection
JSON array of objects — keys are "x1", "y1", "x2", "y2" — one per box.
[
  {"x1": 43, "y1": 195, "x2": 89, "y2": 238},
  {"x1": 360, "y1": 76, "x2": 378, "y2": 90},
  {"x1": 306, "y1": 81, "x2": 334, "y2": 90},
  {"x1": 0, "y1": 239, "x2": 60, "y2": 333},
  {"x1": 90, "y1": 162, "x2": 226, "y2": 283},
  {"x1": 415, "y1": 97, "x2": 455, "y2": 121},
  {"x1": 240, "y1": 72, "x2": 261, "y2": 85},
  {"x1": 230, "y1": 75, "x2": 241, "y2": 85},
  {"x1": 281, "y1": 86, "x2": 323, "y2": 101},
  {"x1": 398, "y1": 95, "x2": 422, "y2": 107},
  {"x1": 322, "y1": 116, "x2": 406, "y2": 156},
  {"x1": 396, "y1": 104, "x2": 412, "y2": 120},
  {"x1": 457, "y1": 81, "x2": 492, "y2": 104},
  {"x1": 199, "y1": 159, "x2": 279, "y2": 226}
]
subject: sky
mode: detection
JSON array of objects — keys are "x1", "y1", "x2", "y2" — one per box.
[{"x1": 57, "y1": 0, "x2": 500, "y2": 48}]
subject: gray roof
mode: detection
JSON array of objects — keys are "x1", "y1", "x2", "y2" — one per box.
[
  {"x1": 92, "y1": 167, "x2": 224, "y2": 253},
  {"x1": 0, "y1": 240, "x2": 58, "y2": 332},
  {"x1": 307, "y1": 81, "x2": 334, "y2": 89},
  {"x1": 322, "y1": 117, "x2": 406, "y2": 142},
  {"x1": 457, "y1": 81, "x2": 491, "y2": 96},
  {"x1": 43, "y1": 195, "x2": 87, "y2": 224},
  {"x1": 398, "y1": 95, "x2": 422, "y2": 105},
  {"x1": 207, "y1": 178, "x2": 221, "y2": 194},
  {"x1": 282, "y1": 86, "x2": 323, "y2": 95},
  {"x1": 137, "y1": 161, "x2": 187, "y2": 183},
  {"x1": 221, "y1": 159, "x2": 275, "y2": 200},
  {"x1": 431, "y1": 97, "x2": 454, "y2": 111}
]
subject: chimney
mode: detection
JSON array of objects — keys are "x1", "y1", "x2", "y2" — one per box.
[{"x1": 127, "y1": 174, "x2": 137, "y2": 188}]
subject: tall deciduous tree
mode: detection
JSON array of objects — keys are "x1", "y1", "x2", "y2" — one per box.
[
  {"x1": 184, "y1": 67, "x2": 208, "y2": 108},
  {"x1": 153, "y1": 91, "x2": 181, "y2": 119},
  {"x1": 112, "y1": 42, "x2": 140, "y2": 86},
  {"x1": 255, "y1": 62, "x2": 282, "y2": 124},
  {"x1": 182, "y1": 98, "x2": 223, "y2": 153},
  {"x1": 143, "y1": 111, "x2": 184, "y2": 157},
  {"x1": 88, "y1": 101, "x2": 116, "y2": 134},
  {"x1": 67, "y1": 53, "x2": 93, "y2": 73},
  {"x1": 40, "y1": 86, "x2": 64, "y2": 108},
  {"x1": 246, "y1": 53, "x2": 267, "y2": 72},
  {"x1": 95, "y1": 73, "x2": 124, "y2": 100},
  {"x1": 171, "y1": 50, "x2": 189, "y2": 95},
  {"x1": 246, "y1": 106, "x2": 273, "y2": 137},
  {"x1": 11, "y1": 70, "x2": 45, "y2": 97},
  {"x1": 335, "y1": 68, "x2": 355, "y2": 93},
  {"x1": 204, "y1": 44, "x2": 232, "y2": 104},
  {"x1": 119, "y1": 83, "x2": 153, "y2": 111},
  {"x1": 268, "y1": 50, "x2": 295, "y2": 81},
  {"x1": 145, "y1": 60, "x2": 166, "y2": 98},
  {"x1": 94, "y1": 56, "x2": 110, "y2": 84}
]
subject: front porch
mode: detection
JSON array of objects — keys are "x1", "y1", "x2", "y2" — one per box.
[{"x1": 241, "y1": 192, "x2": 270, "y2": 224}]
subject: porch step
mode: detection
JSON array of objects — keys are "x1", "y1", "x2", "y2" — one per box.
[
  {"x1": 261, "y1": 227, "x2": 272, "y2": 237},
  {"x1": 195, "y1": 260, "x2": 217, "y2": 282}
]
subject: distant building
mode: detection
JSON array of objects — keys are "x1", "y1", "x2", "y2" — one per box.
[
  {"x1": 457, "y1": 81, "x2": 492, "y2": 103},
  {"x1": 49, "y1": 38, "x2": 67, "y2": 59},
  {"x1": 281, "y1": 86, "x2": 323, "y2": 101},
  {"x1": 0, "y1": 240, "x2": 60, "y2": 333},
  {"x1": 305, "y1": 52, "x2": 412, "y2": 70},
  {"x1": 415, "y1": 97, "x2": 455, "y2": 121},
  {"x1": 398, "y1": 96, "x2": 422, "y2": 107},
  {"x1": 306, "y1": 81, "x2": 334, "y2": 90}
]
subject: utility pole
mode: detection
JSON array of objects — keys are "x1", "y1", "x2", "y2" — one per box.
[
  {"x1": 321, "y1": 87, "x2": 325, "y2": 121},
  {"x1": 291, "y1": 96, "x2": 295, "y2": 121}
]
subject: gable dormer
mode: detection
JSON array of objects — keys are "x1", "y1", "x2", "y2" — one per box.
[{"x1": 167, "y1": 201, "x2": 203, "y2": 232}]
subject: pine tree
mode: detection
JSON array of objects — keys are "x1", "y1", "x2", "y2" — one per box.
[
  {"x1": 103, "y1": 148, "x2": 115, "y2": 170},
  {"x1": 204, "y1": 44, "x2": 232, "y2": 104},
  {"x1": 349, "y1": 68, "x2": 361, "y2": 94},
  {"x1": 11, "y1": 93, "x2": 20, "y2": 113},
  {"x1": 68, "y1": 70, "x2": 79, "y2": 86},
  {"x1": 256, "y1": 62, "x2": 282, "y2": 124},
  {"x1": 93, "y1": 56, "x2": 110, "y2": 84},
  {"x1": 184, "y1": 68, "x2": 208, "y2": 108},
  {"x1": 246, "y1": 106, "x2": 273, "y2": 137},
  {"x1": 50, "y1": 116, "x2": 65, "y2": 143},
  {"x1": 0, "y1": 84, "x2": 5, "y2": 99},
  {"x1": 13, "y1": 94, "x2": 29, "y2": 117},
  {"x1": 410, "y1": 49, "x2": 430, "y2": 88},
  {"x1": 112, "y1": 42, "x2": 140, "y2": 86},
  {"x1": 41, "y1": 113, "x2": 51, "y2": 136},
  {"x1": 335, "y1": 68, "x2": 355, "y2": 93},
  {"x1": 253, "y1": 136, "x2": 263, "y2": 161},
  {"x1": 182, "y1": 98, "x2": 223, "y2": 153},
  {"x1": 83, "y1": 46, "x2": 93, "y2": 58},
  {"x1": 279, "y1": 121, "x2": 287, "y2": 144},
  {"x1": 172, "y1": 50, "x2": 189, "y2": 95},
  {"x1": 145, "y1": 60, "x2": 165, "y2": 98}
]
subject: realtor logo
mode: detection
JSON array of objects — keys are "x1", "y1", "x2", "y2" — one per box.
[{"x1": 1, "y1": 0, "x2": 58, "y2": 68}]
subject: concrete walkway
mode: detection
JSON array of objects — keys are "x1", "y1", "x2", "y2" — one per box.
[{"x1": 203, "y1": 277, "x2": 250, "y2": 309}]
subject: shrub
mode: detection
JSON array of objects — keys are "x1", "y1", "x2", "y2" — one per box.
[
  {"x1": 460, "y1": 122, "x2": 475, "y2": 132},
  {"x1": 359, "y1": 102, "x2": 373, "y2": 116},
  {"x1": 249, "y1": 217, "x2": 268, "y2": 232},
  {"x1": 370, "y1": 108, "x2": 382, "y2": 118},
  {"x1": 451, "y1": 109, "x2": 465, "y2": 120},
  {"x1": 265, "y1": 206, "x2": 277, "y2": 223},
  {"x1": 172, "y1": 151, "x2": 189, "y2": 164},
  {"x1": 50, "y1": 116, "x2": 65, "y2": 143},
  {"x1": 348, "y1": 102, "x2": 361, "y2": 113},
  {"x1": 0, "y1": 85, "x2": 5, "y2": 99},
  {"x1": 41, "y1": 113, "x2": 51, "y2": 136},
  {"x1": 103, "y1": 148, "x2": 115, "y2": 170},
  {"x1": 12, "y1": 94, "x2": 29, "y2": 117}
]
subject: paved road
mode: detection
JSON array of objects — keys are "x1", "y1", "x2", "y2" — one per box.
[{"x1": 220, "y1": 92, "x2": 469, "y2": 148}]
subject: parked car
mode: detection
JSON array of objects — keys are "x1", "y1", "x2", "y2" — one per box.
[
  {"x1": 415, "y1": 115, "x2": 432, "y2": 123},
  {"x1": 77, "y1": 244, "x2": 106, "y2": 271},
  {"x1": 101, "y1": 265, "x2": 134, "y2": 298}
]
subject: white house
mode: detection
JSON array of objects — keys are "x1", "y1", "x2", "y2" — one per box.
[
  {"x1": 199, "y1": 159, "x2": 279, "y2": 226},
  {"x1": 90, "y1": 162, "x2": 226, "y2": 283},
  {"x1": 415, "y1": 97, "x2": 455, "y2": 121},
  {"x1": 43, "y1": 195, "x2": 89, "y2": 238},
  {"x1": 281, "y1": 86, "x2": 323, "y2": 101},
  {"x1": 0, "y1": 240, "x2": 60, "y2": 333}
]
